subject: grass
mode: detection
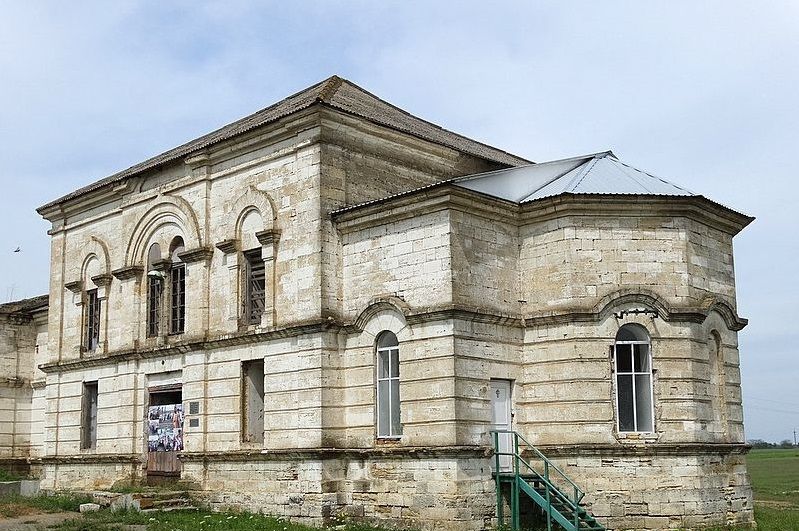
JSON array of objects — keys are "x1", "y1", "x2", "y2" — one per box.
[
  {"x1": 0, "y1": 469, "x2": 23, "y2": 482},
  {"x1": 0, "y1": 492, "x2": 94, "y2": 518},
  {"x1": 54, "y1": 509, "x2": 399, "y2": 531},
  {"x1": 739, "y1": 448, "x2": 799, "y2": 530}
]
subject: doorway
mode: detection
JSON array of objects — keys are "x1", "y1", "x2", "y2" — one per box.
[
  {"x1": 490, "y1": 379, "x2": 513, "y2": 472},
  {"x1": 146, "y1": 385, "x2": 183, "y2": 481}
]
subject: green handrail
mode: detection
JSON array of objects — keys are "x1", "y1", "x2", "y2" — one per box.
[
  {"x1": 491, "y1": 429, "x2": 584, "y2": 506},
  {"x1": 491, "y1": 429, "x2": 604, "y2": 531}
]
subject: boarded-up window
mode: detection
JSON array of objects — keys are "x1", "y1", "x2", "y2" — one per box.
[
  {"x1": 242, "y1": 360, "x2": 265, "y2": 443},
  {"x1": 81, "y1": 382, "x2": 98, "y2": 450},
  {"x1": 84, "y1": 289, "x2": 101, "y2": 352}
]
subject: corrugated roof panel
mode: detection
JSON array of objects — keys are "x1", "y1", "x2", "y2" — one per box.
[
  {"x1": 457, "y1": 152, "x2": 697, "y2": 203},
  {"x1": 455, "y1": 155, "x2": 594, "y2": 202}
]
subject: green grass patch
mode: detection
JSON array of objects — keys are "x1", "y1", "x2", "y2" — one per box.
[
  {"x1": 0, "y1": 469, "x2": 23, "y2": 482},
  {"x1": 746, "y1": 448, "x2": 799, "y2": 506},
  {"x1": 0, "y1": 492, "x2": 95, "y2": 517},
  {"x1": 55, "y1": 508, "x2": 402, "y2": 531}
]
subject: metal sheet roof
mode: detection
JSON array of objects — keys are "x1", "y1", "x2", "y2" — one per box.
[{"x1": 454, "y1": 151, "x2": 695, "y2": 202}]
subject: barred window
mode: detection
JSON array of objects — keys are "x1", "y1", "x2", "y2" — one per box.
[
  {"x1": 169, "y1": 238, "x2": 186, "y2": 335},
  {"x1": 244, "y1": 249, "x2": 265, "y2": 325},
  {"x1": 84, "y1": 289, "x2": 101, "y2": 352},
  {"x1": 146, "y1": 243, "x2": 162, "y2": 338}
]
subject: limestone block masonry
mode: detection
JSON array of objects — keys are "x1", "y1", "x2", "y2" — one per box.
[{"x1": 0, "y1": 76, "x2": 755, "y2": 530}]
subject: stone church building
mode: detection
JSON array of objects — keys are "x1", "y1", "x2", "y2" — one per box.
[{"x1": 0, "y1": 76, "x2": 754, "y2": 529}]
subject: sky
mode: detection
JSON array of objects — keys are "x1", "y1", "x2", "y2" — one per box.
[{"x1": 0, "y1": 1, "x2": 796, "y2": 442}]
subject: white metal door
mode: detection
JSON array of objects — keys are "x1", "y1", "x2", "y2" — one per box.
[{"x1": 490, "y1": 379, "x2": 512, "y2": 472}]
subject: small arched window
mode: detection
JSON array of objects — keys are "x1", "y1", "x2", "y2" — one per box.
[
  {"x1": 169, "y1": 237, "x2": 186, "y2": 334},
  {"x1": 614, "y1": 324, "x2": 654, "y2": 433},
  {"x1": 376, "y1": 331, "x2": 402, "y2": 438},
  {"x1": 146, "y1": 243, "x2": 162, "y2": 337}
]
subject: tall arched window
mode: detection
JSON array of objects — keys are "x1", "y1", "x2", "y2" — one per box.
[
  {"x1": 614, "y1": 324, "x2": 654, "y2": 433},
  {"x1": 146, "y1": 243, "x2": 162, "y2": 338},
  {"x1": 376, "y1": 331, "x2": 402, "y2": 438},
  {"x1": 169, "y1": 237, "x2": 186, "y2": 334}
]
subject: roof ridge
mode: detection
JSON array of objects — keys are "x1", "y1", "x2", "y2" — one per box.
[
  {"x1": 565, "y1": 155, "x2": 602, "y2": 191},
  {"x1": 324, "y1": 80, "x2": 531, "y2": 166},
  {"x1": 612, "y1": 157, "x2": 696, "y2": 195},
  {"x1": 317, "y1": 75, "x2": 344, "y2": 102}
]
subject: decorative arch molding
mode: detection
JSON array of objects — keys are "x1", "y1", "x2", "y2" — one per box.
[
  {"x1": 525, "y1": 288, "x2": 747, "y2": 331},
  {"x1": 354, "y1": 296, "x2": 411, "y2": 333},
  {"x1": 228, "y1": 185, "x2": 277, "y2": 242},
  {"x1": 698, "y1": 297, "x2": 748, "y2": 332},
  {"x1": 124, "y1": 195, "x2": 202, "y2": 266}
]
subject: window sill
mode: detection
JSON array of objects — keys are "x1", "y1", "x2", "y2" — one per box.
[
  {"x1": 376, "y1": 436, "x2": 402, "y2": 445},
  {"x1": 615, "y1": 432, "x2": 660, "y2": 443}
]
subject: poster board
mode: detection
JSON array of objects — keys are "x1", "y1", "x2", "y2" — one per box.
[{"x1": 147, "y1": 404, "x2": 184, "y2": 452}]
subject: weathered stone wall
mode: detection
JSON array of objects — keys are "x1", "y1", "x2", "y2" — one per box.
[{"x1": 518, "y1": 215, "x2": 737, "y2": 313}]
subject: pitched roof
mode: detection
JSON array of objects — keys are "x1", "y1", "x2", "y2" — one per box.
[
  {"x1": 0, "y1": 294, "x2": 49, "y2": 316},
  {"x1": 38, "y1": 76, "x2": 530, "y2": 213},
  {"x1": 455, "y1": 151, "x2": 695, "y2": 202}
]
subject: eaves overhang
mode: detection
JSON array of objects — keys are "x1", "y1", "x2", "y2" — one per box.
[{"x1": 332, "y1": 185, "x2": 754, "y2": 237}]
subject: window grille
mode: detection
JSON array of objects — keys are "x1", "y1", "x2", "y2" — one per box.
[
  {"x1": 147, "y1": 277, "x2": 162, "y2": 337},
  {"x1": 85, "y1": 289, "x2": 101, "y2": 352},
  {"x1": 170, "y1": 264, "x2": 185, "y2": 334},
  {"x1": 244, "y1": 249, "x2": 266, "y2": 325}
]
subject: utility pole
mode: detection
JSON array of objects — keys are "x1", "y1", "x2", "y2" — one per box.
[{"x1": 794, "y1": 429, "x2": 797, "y2": 447}]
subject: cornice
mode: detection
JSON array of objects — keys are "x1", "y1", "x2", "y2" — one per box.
[
  {"x1": 519, "y1": 193, "x2": 753, "y2": 236},
  {"x1": 39, "y1": 454, "x2": 141, "y2": 465},
  {"x1": 535, "y1": 442, "x2": 750, "y2": 457},
  {"x1": 215, "y1": 239, "x2": 239, "y2": 254},
  {"x1": 90, "y1": 274, "x2": 113, "y2": 287},
  {"x1": 255, "y1": 229, "x2": 281, "y2": 246},
  {"x1": 111, "y1": 265, "x2": 143, "y2": 281},
  {"x1": 333, "y1": 184, "x2": 519, "y2": 234},
  {"x1": 64, "y1": 281, "x2": 83, "y2": 294},
  {"x1": 178, "y1": 246, "x2": 214, "y2": 264},
  {"x1": 179, "y1": 446, "x2": 490, "y2": 462},
  {"x1": 332, "y1": 187, "x2": 752, "y2": 238}
]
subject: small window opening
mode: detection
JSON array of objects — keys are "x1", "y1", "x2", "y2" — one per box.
[
  {"x1": 84, "y1": 289, "x2": 101, "y2": 352},
  {"x1": 376, "y1": 331, "x2": 402, "y2": 438},
  {"x1": 244, "y1": 249, "x2": 266, "y2": 325},
  {"x1": 614, "y1": 324, "x2": 654, "y2": 433},
  {"x1": 81, "y1": 381, "x2": 98, "y2": 450},
  {"x1": 242, "y1": 360, "x2": 265, "y2": 443}
]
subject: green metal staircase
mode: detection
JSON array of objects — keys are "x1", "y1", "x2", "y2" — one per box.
[{"x1": 491, "y1": 430, "x2": 606, "y2": 531}]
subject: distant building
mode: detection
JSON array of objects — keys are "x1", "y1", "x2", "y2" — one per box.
[{"x1": 3, "y1": 76, "x2": 754, "y2": 529}]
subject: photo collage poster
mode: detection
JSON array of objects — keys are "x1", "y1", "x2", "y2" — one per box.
[{"x1": 147, "y1": 403, "x2": 184, "y2": 452}]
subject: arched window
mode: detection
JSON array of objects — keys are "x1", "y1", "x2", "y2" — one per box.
[
  {"x1": 614, "y1": 324, "x2": 654, "y2": 433},
  {"x1": 169, "y1": 237, "x2": 186, "y2": 334},
  {"x1": 146, "y1": 243, "x2": 162, "y2": 338},
  {"x1": 376, "y1": 331, "x2": 402, "y2": 438}
]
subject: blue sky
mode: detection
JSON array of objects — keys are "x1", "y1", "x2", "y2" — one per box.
[{"x1": 0, "y1": 1, "x2": 796, "y2": 442}]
